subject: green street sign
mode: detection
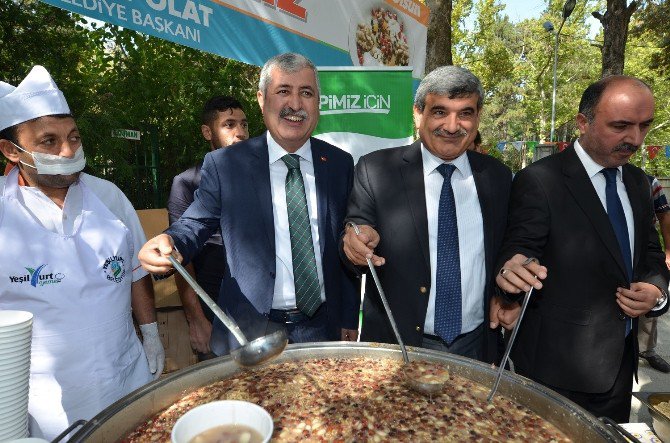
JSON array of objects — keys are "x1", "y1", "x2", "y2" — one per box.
[{"x1": 111, "y1": 129, "x2": 141, "y2": 140}]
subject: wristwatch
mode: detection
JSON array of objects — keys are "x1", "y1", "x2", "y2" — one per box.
[{"x1": 654, "y1": 286, "x2": 668, "y2": 309}]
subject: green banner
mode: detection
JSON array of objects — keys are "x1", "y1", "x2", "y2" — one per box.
[{"x1": 315, "y1": 67, "x2": 414, "y2": 163}]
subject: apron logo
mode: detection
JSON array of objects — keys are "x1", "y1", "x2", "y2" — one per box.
[
  {"x1": 8, "y1": 264, "x2": 65, "y2": 287},
  {"x1": 103, "y1": 256, "x2": 126, "y2": 283}
]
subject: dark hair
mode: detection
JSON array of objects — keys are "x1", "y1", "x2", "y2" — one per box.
[
  {"x1": 201, "y1": 96, "x2": 245, "y2": 126},
  {"x1": 474, "y1": 131, "x2": 482, "y2": 146},
  {"x1": 0, "y1": 124, "x2": 18, "y2": 145},
  {"x1": 0, "y1": 114, "x2": 73, "y2": 145},
  {"x1": 414, "y1": 66, "x2": 484, "y2": 111},
  {"x1": 578, "y1": 75, "x2": 651, "y2": 122}
]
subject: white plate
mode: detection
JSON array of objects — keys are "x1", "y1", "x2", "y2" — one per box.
[
  {"x1": 0, "y1": 419, "x2": 28, "y2": 441},
  {"x1": 0, "y1": 363, "x2": 31, "y2": 379},
  {"x1": 0, "y1": 362, "x2": 31, "y2": 377},
  {"x1": 0, "y1": 338, "x2": 30, "y2": 356},
  {"x1": 0, "y1": 324, "x2": 32, "y2": 339},
  {"x1": 0, "y1": 390, "x2": 29, "y2": 411},
  {"x1": 0, "y1": 406, "x2": 28, "y2": 428},
  {"x1": 0, "y1": 334, "x2": 32, "y2": 348},
  {"x1": 0, "y1": 311, "x2": 33, "y2": 329},
  {"x1": 0, "y1": 380, "x2": 29, "y2": 403},
  {"x1": 347, "y1": 3, "x2": 414, "y2": 68},
  {"x1": 0, "y1": 349, "x2": 31, "y2": 366},
  {"x1": 0, "y1": 367, "x2": 29, "y2": 382}
]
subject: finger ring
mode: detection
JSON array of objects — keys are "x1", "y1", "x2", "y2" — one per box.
[
  {"x1": 522, "y1": 257, "x2": 539, "y2": 266},
  {"x1": 499, "y1": 268, "x2": 508, "y2": 277}
]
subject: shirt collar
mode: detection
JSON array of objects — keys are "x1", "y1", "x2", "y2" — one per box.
[
  {"x1": 267, "y1": 131, "x2": 312, "y2": 164},
  {"x1": 574, "y1": 139, "x2": 622, "y2": 180},
  {"x1": 420, "y1": 143, "x2": 470, "y2": 178}
]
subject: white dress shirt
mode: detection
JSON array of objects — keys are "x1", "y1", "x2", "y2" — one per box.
[
  {"x1": 421, "y1": 145, "x2": 486, "y2": 336},
  {"x1": 573, "y1": 140, "x2": 667, "y2": 311},
  {"x1": 573, "y1": 140, "x2": 634, "y2": 259},
  {"x1": 267, "y1": 133, "x2": 326, "y2": 310}
]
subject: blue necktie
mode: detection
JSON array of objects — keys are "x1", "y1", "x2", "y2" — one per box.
[
  {"x1": 601, "y1": 168, "x2": 632, "y2": 335},
  {"x1": 434, "y1": 163, "x2": 462, "y2": 344}
]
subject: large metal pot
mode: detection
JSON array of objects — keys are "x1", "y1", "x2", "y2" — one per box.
[{"x1": 70, "y1": 342, "x2": 623, "y2": 442}]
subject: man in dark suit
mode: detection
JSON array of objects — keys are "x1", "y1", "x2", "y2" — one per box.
[
  {"x1": 139, "y1": 53, "x2": 359, "y2": 355},
  {"x1": 342, "y1": 66, "x2": 517, "y2": 364},
  {"x1": 167, "y1": 96, "x2": 248, "y2": 358},
  {"x1": 496, "y1": 75, "x2": 669, "y2": 422}
]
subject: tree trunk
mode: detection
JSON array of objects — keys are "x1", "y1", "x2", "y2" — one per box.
[
  {"x1": 593, "y1": 0, "x2": 638, "y2": 77},
  {"x1": 425, "y1": 0, "x2": 453, "y2": 73}
]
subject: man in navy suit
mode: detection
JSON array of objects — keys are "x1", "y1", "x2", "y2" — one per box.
[
  {"x1": 139, "y1": 53, "x2": 359, "y2": 355},
  {"x1": 167, "y1": 96, "x2": 248, "y2": 358}
]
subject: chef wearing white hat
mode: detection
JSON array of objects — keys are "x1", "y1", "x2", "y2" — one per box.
[{"x1": 0, "y1": 66, "x2": 164, "y2": 440}]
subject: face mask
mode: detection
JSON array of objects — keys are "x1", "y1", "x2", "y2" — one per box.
[{"x1": 12, "y1": 141, "x2": 86, "y2": 175}]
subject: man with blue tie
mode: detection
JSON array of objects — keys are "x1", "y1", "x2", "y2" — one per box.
[
  {"x1": 495, "y1": 75, "x2": 669, "y2": 422},
  {"x1": 139, "y1": 53, "x2": 359, "y2": 354},
  {"x1": 342, "y1": 66, "x2": 516, "y2": 364}
]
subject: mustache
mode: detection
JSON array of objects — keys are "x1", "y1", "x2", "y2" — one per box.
[
  {"x1": 612, "y1": 143, "x2": 639, "y2": 153},
  {"x1": 279, "y1": 107, "x2": 308, "y2": 119},
  {"x1": 432, "y1": 128, "x2": 468, "y2": 137}
]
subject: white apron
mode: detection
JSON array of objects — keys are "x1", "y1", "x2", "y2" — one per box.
[{"x1": 0, "y1": 168, "x2": 152, "y2": 440}]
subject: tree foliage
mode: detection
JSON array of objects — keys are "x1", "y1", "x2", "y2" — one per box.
[{"x1": 3, "y1": 0, "x2": 670, "y2": 191}]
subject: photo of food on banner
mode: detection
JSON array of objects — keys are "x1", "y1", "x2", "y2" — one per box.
[{"x1": 351, "y1": 6, "x2": 410, "y2": 67}]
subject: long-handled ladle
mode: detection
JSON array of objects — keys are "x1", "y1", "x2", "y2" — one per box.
[
  {"x1": 487, "y1": 284, "x2": 534, "y2": 402},
  {"x1": 347, "y1": 222, "x2": 447, "y2": 395},
  {"x1": 167, "y1": 255, "x2": 288, "y2": 367}
]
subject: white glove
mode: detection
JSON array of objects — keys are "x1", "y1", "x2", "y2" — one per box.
[{"x1": 139, "y1": 322, "x2": 165, "y2": 380}]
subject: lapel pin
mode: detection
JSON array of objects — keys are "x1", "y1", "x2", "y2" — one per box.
[{"x1": 321, "y1": 156, "x2": 327, "y2": 162}]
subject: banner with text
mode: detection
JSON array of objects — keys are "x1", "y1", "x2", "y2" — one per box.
[
  {"x1": 314, "y1": 67, "x2": 414, "y2": 163},
  {"x1": 41, "y1": 0, "x2": 428, "y2": 80}
]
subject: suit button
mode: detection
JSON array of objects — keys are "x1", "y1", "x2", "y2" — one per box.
[
  {"x1": 619, "y1": 313, "x2": 626, "y2": 321},
  {"x1": 269, "y1": 272, "x2": 276, "y2": 279},
  {"x1": 416, "y1": 326, "x2": 421, "y2": 332},
  {"x1": 419, "y1": 286, "x2": 427, "y2": 294}
]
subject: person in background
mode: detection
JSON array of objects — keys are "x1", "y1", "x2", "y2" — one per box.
[
  {"x1": 139, "y1": 53, "x2": 359, "y2": 354},
  {"x1": 342, "y1": 66, "x2": 518, "y2": 364},
  {"x1": 638, "y1": 175, "x2": 670, "y2": 373},
  {"x1": 0, "y1": 66, "x2": 163, "y2": 439},
  {"x1": 496, "y1": 76, "x2": 669, "y2": 422},
  {"x1": 470, "y1": 130, "x2": 485, "y2": 153},
  {"x1": 167, "y1": 96, "x2": 248, "y2": 359}
]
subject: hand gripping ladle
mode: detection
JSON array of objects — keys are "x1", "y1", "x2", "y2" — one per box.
[{"x1": 487, "y1": 259, "x2": 537, "y2": 402}]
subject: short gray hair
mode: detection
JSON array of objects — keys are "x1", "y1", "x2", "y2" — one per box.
[
  {"x1": 258, "y1": 52, "x2": 320, "y2": 95},
  {"x1": 414, "y1": 66, "x2": 484, "y2": 112}
]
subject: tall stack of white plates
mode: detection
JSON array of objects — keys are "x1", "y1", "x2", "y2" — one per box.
[{"x1": 0, "y1": 311, "x2": 33, "y2": 441}]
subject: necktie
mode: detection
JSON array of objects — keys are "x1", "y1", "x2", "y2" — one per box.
[
  {"x1": 281, "y1": 154, "x2": 321, "y2": 316},
  {"x1": 434, "y1": 163, "x2": 462, "y2": 344},
  {"x1": 601, "y1": 168, "x2": 632, "y2": 335}
]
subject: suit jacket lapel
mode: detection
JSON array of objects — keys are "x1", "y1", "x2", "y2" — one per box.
[
  {"x1": 562, "y1": 146, "x2": 628, "y2": 279},
  {"x1": 468, "y1": 151, "x2": 495, "y2": 281},
  {"x1": 400, "y1": 141, "x2": 430, "y2": 271},
  {"x1": 311, "y1": 138, "x2": 328, "y2": 257},
  {"x1": 622, "y1": 165, "x2": 644, "y2": 271},
  {"x1": 249, "y1": 134, "x2": 275, "y2": 252}
]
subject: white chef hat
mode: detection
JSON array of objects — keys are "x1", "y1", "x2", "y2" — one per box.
[{"x1": 0, "y1": 66, "x2": 71, "y2": 132}]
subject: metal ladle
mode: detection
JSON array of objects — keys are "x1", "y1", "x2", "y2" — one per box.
[
  {"x1": 347, "y1": 222, "x2": 447, "y2": 396},
  {"x1": 167, "y1": 255, "x2": 288, "y2": 367},
  {"x1": 487, "y1": 284, "x2": 534, "y2": 402}
]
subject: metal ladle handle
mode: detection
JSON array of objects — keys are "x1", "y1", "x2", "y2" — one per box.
[
  {"x1": 167, "y1": 254, "x2": 248, "y2": 346},
  {"x1": 348, "y1": 222, "x2": 409, "y2": 363},
  {"x1": 487, "y1": 286, "x2": 533, "y2": 402}
]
